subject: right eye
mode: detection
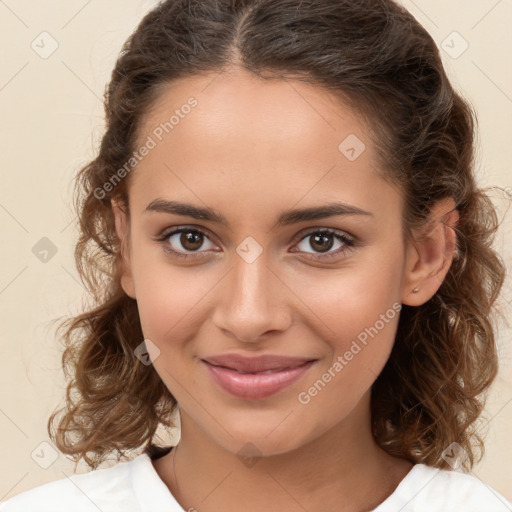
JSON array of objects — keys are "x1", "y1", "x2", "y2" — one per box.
[{"x1": 156, "y1": 226, "x2": 220, "y2": 258}]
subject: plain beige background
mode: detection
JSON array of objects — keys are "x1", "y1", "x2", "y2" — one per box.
[{"x1": 1, "y1": 0, "x2": 511, "y2": 503}]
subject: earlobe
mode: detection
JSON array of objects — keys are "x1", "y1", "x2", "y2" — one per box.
[
  {"x1": 111, "y1": 199, "x2": 137, "y2": 299},
  {"x1": 401, "y1": 198, "x2": 459, "y2": 306}
]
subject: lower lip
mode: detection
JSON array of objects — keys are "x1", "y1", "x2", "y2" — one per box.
[{"x1": 202, "y1": 360, "x2": 316, "y2": 400}]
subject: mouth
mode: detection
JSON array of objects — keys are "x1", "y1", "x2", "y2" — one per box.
[{"x1": 201, "y1": 355, "x2": 317, "y2": 400}]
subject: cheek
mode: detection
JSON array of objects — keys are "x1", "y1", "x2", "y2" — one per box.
[
  {"x1": 131, "y1": 256, "x2": 209, "y2": 397},
  {"x1": 296, "y1": 299, "x2": 401, "y2": 428},
  {"x1": 290, "y1": 246, "x2": 404, "y2": 342},
  {"x1": 130, "y1": 246, "x2": 214, "y2": 343},
  {"x1": 291, "y1": 251, "x2": 403, "y2": 409}
]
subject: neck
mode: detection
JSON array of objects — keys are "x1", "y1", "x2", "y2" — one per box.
[{"x1": 153, "y1": 393, "x2": 413, "y2": 512}]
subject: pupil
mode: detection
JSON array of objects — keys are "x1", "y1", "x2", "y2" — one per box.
[
  {"x1": 311, "y1": 233, "x2": 333, "y2": 253},
  {"x1": 181, "y1": 231, "x2": 203, "y2": 250}
]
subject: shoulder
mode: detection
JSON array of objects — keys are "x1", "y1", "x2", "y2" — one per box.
[
  {"x1": 374, "y1": 463, "x2": 512, "y2": 512},
  {"x1": 0, "y1": 454, "x2": 144, "y2": 512}
]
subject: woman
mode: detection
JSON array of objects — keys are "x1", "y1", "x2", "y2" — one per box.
[{"x1": 2, "y1": 0, "x2": 510, "y2": 510}]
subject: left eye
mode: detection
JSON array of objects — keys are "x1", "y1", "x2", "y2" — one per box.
[{"x1": 291, "y1": 229, "x2": 355, "y2": 260}]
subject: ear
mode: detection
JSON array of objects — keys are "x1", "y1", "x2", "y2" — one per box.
[
  {"x1": 401, "y1": 197, "x2": 459, "y2": 306},
  {"x1": 111, "y1": 198, "x2": 136, "y2": 299}
]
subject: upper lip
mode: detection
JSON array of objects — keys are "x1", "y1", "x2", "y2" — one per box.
[{"x1": 202, "y1": 354, "x2": 316, "y2": 373}]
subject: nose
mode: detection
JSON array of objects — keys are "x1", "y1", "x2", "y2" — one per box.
[{"x1": 211, "y1": 249, "x2": 292, "y2": 343}]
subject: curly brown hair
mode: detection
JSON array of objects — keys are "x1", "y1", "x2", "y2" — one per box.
[{"x1": 47, "y1": 0, "x2": 506, "y2": 472}]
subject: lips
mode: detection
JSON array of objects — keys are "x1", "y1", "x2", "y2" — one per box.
[
  {"x1": 202, "y1": 354, "x2": 316, "y2": 373},
  {"x1": 201, "y1": 354, "x2": 317, "y2": 400}
]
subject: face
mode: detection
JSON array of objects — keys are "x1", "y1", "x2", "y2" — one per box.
[{"x1": 114, "y1": 68, "x2": 413, "y2": 457}]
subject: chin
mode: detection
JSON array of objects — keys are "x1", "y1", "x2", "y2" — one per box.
[
  {"x1": 226, "y1": 437, "x2": 304, "y2": 460},
  {"x1": 206, "y1": 417, "x2": 313, "y2": 459}
]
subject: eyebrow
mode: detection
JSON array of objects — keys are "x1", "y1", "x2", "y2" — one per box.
[{"x1": 143, "y1": 199, "x2": 373, "y2": 229}]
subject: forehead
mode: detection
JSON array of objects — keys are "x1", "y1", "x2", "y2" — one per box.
[
  {"x1": 129, "y1": 68, "x2": 399, "y2": 221},
  {"x1": 137, "y1": 68, "x2": 365, "y2": 158}
]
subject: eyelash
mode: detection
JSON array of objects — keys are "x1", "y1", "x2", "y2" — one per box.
[{"x1": 155, "y1": 226, "x2": 356, "y2": 261}]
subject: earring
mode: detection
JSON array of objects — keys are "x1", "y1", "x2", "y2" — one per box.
[{"x1": 412, "y1": 287, "x2": 420, "y2": 293}]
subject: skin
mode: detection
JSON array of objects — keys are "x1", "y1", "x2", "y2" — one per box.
[{"x1": 112, "y1": 67, "x2": 459, "y2": 512}]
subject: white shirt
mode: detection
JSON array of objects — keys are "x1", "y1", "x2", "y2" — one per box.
[{"x1": 1, "y1": 449, "x2": 511, "y2": 511}]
